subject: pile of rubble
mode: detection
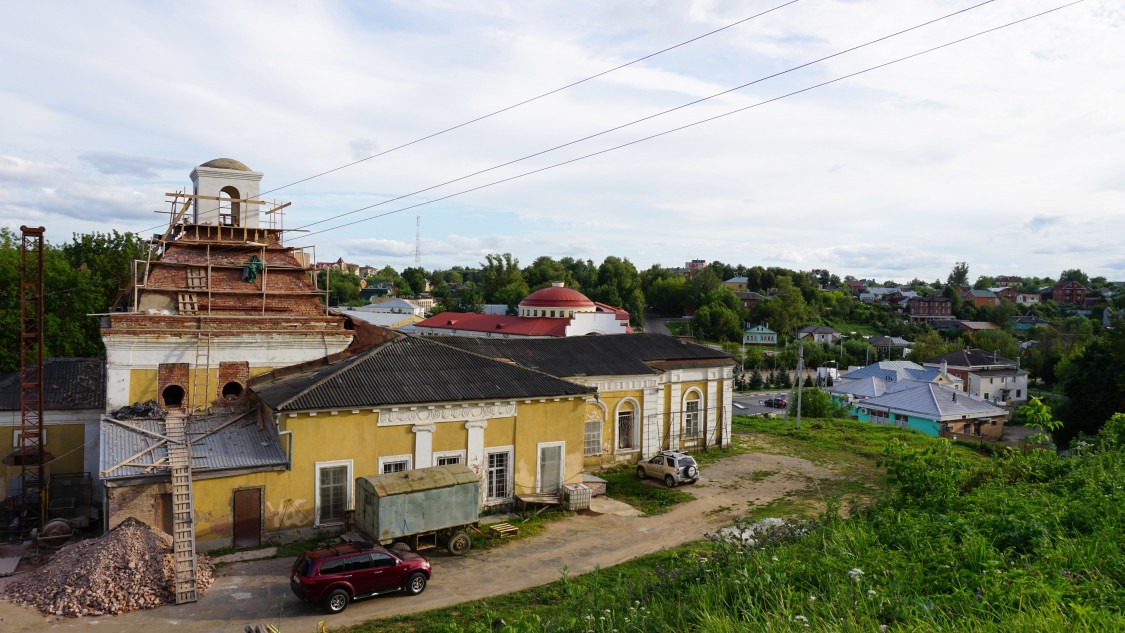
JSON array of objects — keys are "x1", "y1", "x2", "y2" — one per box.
[
  {"x1": 3, "y1": 517, "x2": 215, "y2": 617},
  {"x1": 707, "y1": 517, "x2": 811, "y2": 549}
]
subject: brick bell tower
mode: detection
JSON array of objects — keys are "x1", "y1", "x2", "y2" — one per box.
[{"x1": 100, "y1": 158, "x2": 353, "y2": 412}]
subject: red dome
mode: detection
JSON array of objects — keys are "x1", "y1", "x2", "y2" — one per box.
[{"x1": 520, "y1": 284, "x2": 595, "y2": 309}]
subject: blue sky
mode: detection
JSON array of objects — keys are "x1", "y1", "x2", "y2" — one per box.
[{"x1": 1, "y1": 0, "x2": 1122, "y2": 282}]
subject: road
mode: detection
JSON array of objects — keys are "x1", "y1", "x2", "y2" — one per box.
[
  {"x1": 0, "y1": 450, "x2": 842, "y2": 633},
  {"x1": 732, "y1": 391, "x2": 792, "y2": 416}
]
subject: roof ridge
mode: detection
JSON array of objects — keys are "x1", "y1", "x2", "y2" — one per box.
[{"x1": 273, "y1": 337, "x2": 406, "y2": 410}]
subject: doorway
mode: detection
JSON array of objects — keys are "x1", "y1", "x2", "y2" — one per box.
[{"x1": 232, "y1": 488, "x2": 262, "y2": 548}]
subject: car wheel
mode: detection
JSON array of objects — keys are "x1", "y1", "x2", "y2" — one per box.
[
  {"x1": 323, "y1": 588, "x2": 350, "y2": 614},
  {"x1": 391, "y1": 541, "x2": 412, "y2": 552},
  {"x1": 404, "y1": 571, "x2": 427, "y2": 596},
  {"x1": 446, "y1": 530, "x2": 472, "y2": 556},
  {"x1": 664, "y1": 474, "x2": 676, "y2": 488},
  {"x1": 637, "y1": 466, "x2": 647, "y2": 479}
]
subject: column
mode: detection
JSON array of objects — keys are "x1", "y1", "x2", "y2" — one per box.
[
  {"x1": 642, "y1": 387, "x2": 660, "y2": 457},
  {"x1": 412, "y1": 424, "x2": 435, "y2": 468},
  {"x1": 465, "y1": 420, "x2": 488, "y2": 474},
  {"x1": 668, "y1": 382, "x2": 682, "y2": 450},
  {"x1": 706, "y1": 379, "x2": 718, "y2": 446}
]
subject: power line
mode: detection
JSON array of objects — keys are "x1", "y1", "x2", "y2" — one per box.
[
  {"x1": 291, "y1": 0, "x2": 999, "y2": 233},
  {"x1": 292, "y1": 1, "x2": 1085, "y2": 243}
]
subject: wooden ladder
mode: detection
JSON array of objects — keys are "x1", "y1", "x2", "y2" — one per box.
[
  {"x1": 165, "y1": 413, "x2": 198, "y2": 604},
  {"x1": 190, "y1": 331, "x2": 211, "y2": 414}
]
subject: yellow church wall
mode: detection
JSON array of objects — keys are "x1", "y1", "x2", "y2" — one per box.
[{"x1": 0, "y1": 423, "x2": 87, "y2": 502}]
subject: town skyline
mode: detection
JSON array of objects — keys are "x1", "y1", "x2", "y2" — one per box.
[{"x1": 2, "y1": 1, "x2": 1122, "y2": 283}]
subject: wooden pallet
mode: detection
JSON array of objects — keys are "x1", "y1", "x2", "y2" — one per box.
[{"x1": 489, "y1": 522, "x2": 519, "y2": 538}]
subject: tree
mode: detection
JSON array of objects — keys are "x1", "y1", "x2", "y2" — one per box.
[
  {"x1": 589, "y1": 256, "x2": 644, "y2": 326},
  {"x1": 317, "y1": 268, "x2": 361, "y2": 306},
  {"x1": 1059, "y1": 269, "x2": 1090, "y2": 287},
  {"x1": 908, "y1": 329, "x2": 952, "y2": 363},
  {"x1": 1057, "y1": 328, "x2": 1125, "y2": 445},
  {"x1": 400, "y1": 267, "x2": 428, "y2": 296},
  {"x1": 947, "y1": 262, "x2": 969, "y2": 287},
  {"x1": 757, "y1": 275, "x2": 808, "y2": 338},
  {"x1": 523, "y1": 256, "x2": 574, "y2": 290},
  {"x1": 480, "y1": 253, "x2": 526, "y2": 303},
  {"x1": 789, "y1": 388, "x2": 849, "y2": 418}
]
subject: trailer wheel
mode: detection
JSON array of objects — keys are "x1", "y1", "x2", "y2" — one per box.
[
  {"x1": 391, "y1": 541, "x2": 412, "y2": 552},
  {"x1": 446, "y1": 530, "x2": 471, "y2": 556}
]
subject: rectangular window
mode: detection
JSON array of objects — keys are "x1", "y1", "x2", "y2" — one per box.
[
  {"x1": 584, "y1": 419, "x2": 601, "y2": 456},
  {"x1": 436, "y1": 453, "x2": 463, "y2": 466},
  {"x1": 617, "y1": 410, "x2": 635, "y2": 450},
  {"x1": 486, "y1": 449, "x2": 512, "y2": 501},
  {"x1": 379, "y1": 455, "x2": 412, "y2": 474},
  {"x1": 315, "y1": 460, "x2": 352, "y2": 526},
  {"x1": 684, "y1": 400, "x2": 701, "y2": 437}
]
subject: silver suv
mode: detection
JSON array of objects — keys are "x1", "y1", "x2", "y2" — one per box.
[{"x1": 637, "y1": 450, "x2": 699, "y2": 487}]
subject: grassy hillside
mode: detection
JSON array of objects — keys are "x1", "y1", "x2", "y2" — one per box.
[{"x1": 359, "y1": 416, "x2": 1125, "y2": 632}]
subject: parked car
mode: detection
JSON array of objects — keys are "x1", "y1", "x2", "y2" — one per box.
[
  {"x1": 637, "y1": 450, "x2": 700, "y2": 487},
  {"x1": 290, "y1": 542, "x2": 432, "y2": 614},
  {"x1": 763, "y1": 397, "x2": 787, "y2": 409}
]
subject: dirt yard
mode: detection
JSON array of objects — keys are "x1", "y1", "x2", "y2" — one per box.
[{"x1": 0, "y1": 449, "x2": 849, "y2": 633}]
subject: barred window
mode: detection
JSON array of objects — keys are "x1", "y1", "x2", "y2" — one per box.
[
  {"x1": 684, "y1": 396, "x2": 701, "y2": 437},
  {"x1": 487, "y1": 450, "x2": 511, "y2": 500},
  {"x1": 617, "y1": 410, "x2": 635, "y2": 450}
]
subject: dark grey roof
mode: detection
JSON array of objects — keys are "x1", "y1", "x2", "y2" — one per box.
[
  {"x1": 252, "y1": 336, "x2": 595, "y2": 411},
  {"x1": 100, "y1": 410, "x2": 287, "y2": 481},
  {"x1": 434, "y1": 333, "x2": 734, "y2": 378},
  {"x1": 868, "y1": 336, "x2": 912, "y2": 347},
  {"x1": 797, "y1": 325, "x2": 841, "y2": 335},
  {"x1": 924, "y1": 347, "x2": 1016, "y2": 369},
  {"x1": 0, "y1": 358, "x2": 105, "y2": 411},
  {"x1": 859, "y1": 382, "x2": 1007, "y2": 421}
]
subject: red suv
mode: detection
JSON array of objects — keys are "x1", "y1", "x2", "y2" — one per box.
[{"x1": 290, "y1": 542, "x2": 432, "y2": 614}]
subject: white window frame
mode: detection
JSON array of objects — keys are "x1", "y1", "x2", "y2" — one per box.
[
  {"x1": 584, "y1": 419, "x2": 602, "y2": 456},
  {"x1": 314, "y1": 459, "x2": 353, "y2": 527},
  {"x1": 434, "y1": 450, "x2": 466, "y2": 466},
  {"x1": 378, "y1": 454, "x2": 413, "y2": 474},
  {"x1": 683, "y1": 389, "x2": 703, "y2": 438},
  {"x1": 536, "y1": 441, "x2": 566, "y2": 494},
  {"x1": 485, "y1": 446, "x2": 514, "y2": 504},
  {"x1": 614, "y1": 398, "x2": 640, "y2": 452}
]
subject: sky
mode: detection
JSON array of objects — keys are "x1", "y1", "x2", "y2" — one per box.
[{"x1": 1, "y1": 0, "x2": 1123, "y2": 284}]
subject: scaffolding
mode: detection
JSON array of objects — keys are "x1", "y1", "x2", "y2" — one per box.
[{"x1": 19, "y1": 226, "x2": 46, "y2": 531}]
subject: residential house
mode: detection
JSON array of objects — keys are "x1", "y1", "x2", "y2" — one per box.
[
  {"x1": 996, "y1": 275, "x2": 1023, "y2": 287},
  {"x1": 962, "y1": 289, "x2": 998, "y2": 307},
  {"x1": 845, "y1": 280, "x2": 870, "y2": 295},
  {"x1": 958, "y1": 321, "x2": 1000, "y2": 334},
  {"x1": 850, "y1": 381, "x2": 1008, "y2": 441},
  {"x1": 907, "y1": 296, "x2": 953, "y2": 322},
  {"x1": 996, "y1": 287, "x2": 1040, "y2": 305},
  {"x1": 868, "y1": 336, "x2": 912, "y2": 359},
  {"x1": 734, "y1": 290, "x2": 765, "y2": 315},
  {"x1": 1011, "y1": 315, "x2": 1050, "y2": 332},
  {"x1": 922, "y1": 348, "x2": 1029, "y2": 406},
  {"x1": 1053, "y1": 281, "x2": 1087, "y2": 305},
  {"x1": 796, "y1": 325, "x2": 842, "y2": 345},
  {"x1": 723, "y1": 276, "x2": 749, "y2": 292},
  {"x1": 743, "y1": 324, "x2": 778, "y2": 346},
  {"x1": 837, "y1": 360, "x2": 960, "y2": 388}
]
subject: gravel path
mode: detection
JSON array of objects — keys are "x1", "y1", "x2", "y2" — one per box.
[{"x1": 0, "y1": 450, "x2": 842, "y2": 632}]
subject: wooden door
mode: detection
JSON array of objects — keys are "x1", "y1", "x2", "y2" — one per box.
[
  {"x1": 157, "y1": 493, "x2": 174, "y2": 536},
  {"x1": 232, "y1": 488, "x2": 262, "y2": 548}
]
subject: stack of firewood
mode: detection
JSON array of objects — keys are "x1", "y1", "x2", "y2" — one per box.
[{"x1": 3, "y1": 517, "x2": 215, "y2": 617}]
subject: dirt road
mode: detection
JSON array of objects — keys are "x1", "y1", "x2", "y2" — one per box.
[{"x1": 0, "y1": 450, "x2": 840, "y2": 633}]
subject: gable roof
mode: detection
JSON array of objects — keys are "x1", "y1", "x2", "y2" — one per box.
[
  {"x1": 923, "y1": 347, "x2": 1016, "y2": 369},
  {"x1": 859, "y1": 381, "x2": 1007, "y2": 421},
  {"x1": 797, "y1": 325, "x2": 841, "y2": 336},
  {"x1": 434, "y1": 333, "x2": 734, "y2": 378},
  {"x1": 840, "y1": 360, "x2": 949, "y2": 385},
  {"x1": 868, "y1": 336, "x2": 912, "y2": 347},
  {"x1": 0, "y1": 357, "x2": 105, "y2": 411},
  {"x1": 251, "y1": 336, "x2": 594, "y2": 411},
  {"x1": 828, "y1": 376, "x2": 887, "y2": 399}
]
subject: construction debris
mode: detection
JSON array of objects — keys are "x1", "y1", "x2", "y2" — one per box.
[
  {"x1": 111, "y1": 400, "x2": 166, "y2": 420},
  {"x1": 3, "y1": 517, "x2": 215, "y2": 617}
]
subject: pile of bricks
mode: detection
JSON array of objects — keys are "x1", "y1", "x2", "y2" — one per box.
[{"x1": 3, "y1": 517, "x2": 215, "y2": 617}]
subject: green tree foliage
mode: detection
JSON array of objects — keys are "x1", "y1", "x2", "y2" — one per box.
[
  {"x1": 947, "y1": 261, "x2": 969, "y2": 287},
  {"x1": 908, "y1": 329, "x2": 953, "y2": 363},
  {"x1": 646, "y1": 275, "x2": 688, "y2": 317},
  {"x1": 967, "y1": 329, "x2": 1019, "y2": 361},
  {"x1": 399, "y1": 266, "x2": 428, "y2": 296},
  {"x1": 523, "y1": 256, "x2": 577, "y2": 290},
  {"x1": 1057, "y1": 327, "x2": 1125, "y2": 445},
  {"x1": 480, "y1": 253, "x2": 527, "y2": 304},
  {"x1": 588, "y1": 256, "x2": 644, "y2": 327},
  {"x1": 690, "y1": 303, "x2": 742, "y2": 342},
  {"x1": 1059, "y1": 268, "x2": 1090, "y2": 286},
  {"x1": 317, "y1": 267, "x2": 361, "y2": 306},
  {"x1": 789, "y1": 387, "x2": 848, "y2": 418},
  {"x1": 0, "y1": 229, "x2": 149, "y2": 373},
  {"x1": 757, "y1": 275, "x2": 808, "y2": 338}
]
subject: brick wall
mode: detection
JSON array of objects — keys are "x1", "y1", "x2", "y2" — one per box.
[
  {"x1": 217, "y1": 361, "x2": 250, "y2": 406},
  {"x1": 158, "y1": 363, "x2": 189, "y2": 408}
]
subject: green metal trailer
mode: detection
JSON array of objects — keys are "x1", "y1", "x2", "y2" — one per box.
[{"x1": 354, "y1": 464, "x2": 481, "y2": 555}]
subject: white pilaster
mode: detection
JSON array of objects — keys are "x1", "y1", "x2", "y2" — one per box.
[
  {"x1": 465, "y1": 420, "x2": 488, "y2": 477},
  {"x1": 642, "y1": 388, "x2": 660, "y2": 457},
  {"x1": 706, "y1": 379, "x2": 718, "y2": 446},
  {"x1": 412, "y1": 424, "x2": 436, "y2": 468},
  {"x1": 669, "y1": 382, "x2": 682, "y2": 450}
]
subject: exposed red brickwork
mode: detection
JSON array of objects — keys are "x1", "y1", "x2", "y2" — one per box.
[
  {"x1": 217, "y1": 361, "x2": 250, "y2": 406},
  {"x1": 105, "y1": 314, "x2": 347, "y2": 335},
  {"x1": 157, "y1": 363, "x2": 189, "y2": 409}
]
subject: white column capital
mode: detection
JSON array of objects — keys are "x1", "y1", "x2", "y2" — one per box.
[
  {"x1": 465, "y1": 420, "x2": 488, "y2": 430},
  {"x1": 412, "y1": 423, "x2": 436, "y2": 434}
]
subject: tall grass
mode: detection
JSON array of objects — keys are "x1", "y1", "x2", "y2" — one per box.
[{"x1": 360, "y1": 418, "x2": 1125, "y2": 632}]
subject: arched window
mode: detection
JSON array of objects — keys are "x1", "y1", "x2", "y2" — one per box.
[
  {"x1": 219, "y1": 185, "x2": 241, "y2": 227},
  {"x1": 616, "y1": 399, "x2": 639, "y2": 451},
  {"x1": 683, "y1": 391, "x2": 702, "y2": 437}
]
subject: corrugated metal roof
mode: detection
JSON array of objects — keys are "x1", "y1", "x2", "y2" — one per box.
[
  {"x1": 358, "y1": 464, "x2": 477, "y2": 497},
  {"x1": 100, "y1": 410, "x2": 287, "y2": 480},
  {"x1": 436, "y1": 333, "x2": 734, "y2": 378},
  {"x1": 828, "y1": 376, "x2": 886, "y2": 399},
  {"x1": 859, "y1": 381, "x2": 1006, "y2": 420},
  {"x1": 840, "y1": 361, "x2": 945, "y2": 384},
  {"x1": 252, "y1": 336, "x2": 595, "y2": 411},
  {"x1": 0, "y1": 357, "x2": 105, "y2": 411}
]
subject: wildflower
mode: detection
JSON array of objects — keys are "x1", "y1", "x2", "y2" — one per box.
[
  {"x1": 772, "y1": 556, "x2": 779, "y2": 561},
  {"x1": 868, "y1": 589, "x2": 877, "y2": 597},
  {"x1": 848, "y1": 568, "x2": 864, "y2": 580},
  {"x1": 794, "y1": 615, "x2": 809, "y2": 622},
  {"x1": 809, "y1": 595, "x2": 816, "y2": 603}
]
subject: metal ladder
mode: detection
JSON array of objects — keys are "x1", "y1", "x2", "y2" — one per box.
[
  {"x1": 165, "y1": 412, "x2": 198, "y2": 604},
  {"x1": 190, "y1": 331, "x2": 211, "y2": 414}
]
